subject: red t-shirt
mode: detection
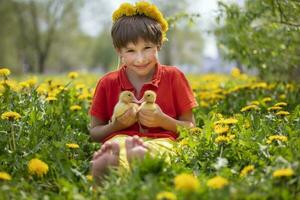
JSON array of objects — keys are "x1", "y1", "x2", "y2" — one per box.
[{"x1": 89, "y1": 63, "x2": 198, "y2": 143}]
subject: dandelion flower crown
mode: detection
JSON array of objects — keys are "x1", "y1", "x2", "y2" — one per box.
[{"x1": 112, "y1": 1, "x2": 168, "y2": 42}]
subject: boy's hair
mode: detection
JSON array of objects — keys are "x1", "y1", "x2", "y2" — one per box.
[{"x1": 111, "y1": 15, "x2": 163, "y2": 49}]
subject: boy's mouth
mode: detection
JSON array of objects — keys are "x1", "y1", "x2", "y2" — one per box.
[{"x1": 134, "y1": 63, "x2": 149, "y2": 68}]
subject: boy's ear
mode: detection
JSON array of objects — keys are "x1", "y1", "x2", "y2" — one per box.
[{"x1": 157, "y1": 45, "x2": 161, "y2": 51}]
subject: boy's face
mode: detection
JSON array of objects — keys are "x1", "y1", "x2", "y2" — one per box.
[{"x1": 118, "y1": 38, "x2": 159, "y2": 77}]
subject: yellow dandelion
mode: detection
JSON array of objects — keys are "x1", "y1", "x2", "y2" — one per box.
[
  {"x1": 66, "y1": 143, "x2": 79, "y2": 149},
  {"x1": 273, "y1": 168, "x2": 294, "y2": 178},
  {"x1": 215, "y1": 118, "x2": 238, "y2": 125},
  {"x1": 156, "y1": 191, "x2": 177, "y2": 200},
  {"x1": 250, "y1": 82, "x2": 268, "y2": 89},
  {"x1": 231, "y1": 67, "x2": 240, "y2": 77},
  {"x1": 266, "y1": 135, "x2": 288, "y2": 144},
  {"x1": 267, "y1": 106, "x2": 282, "y2": 111},
  {"x1": 75, "y1": 84, "x2": 85, "y2": 90},
  {"x1": 70, "y1": 105, "x2": 82, "y2": 111},
  {"x1": 189, "y1": 127, "x2": 202, "y2": 134},
  {"x1": 68, "y1": 71, "x2": 79, "y2": 79},
  {"x1": 262, "y1": 97, "x2": 272, "y2": 103},
  {"x1": 241, "y1": 105, "x2": 259, "y2": 112},
  {"x1": 28, "y1": 158, "x2": 49, "y2": 177},
  {"x1": 279, "y1": 94, "x2": 286, "y2": 100},
  {"x1": 0, "y1": 68, "x2": 11, "y2": 76},
  {"x1": 174, "y1": 173, "x2": 200, "y2": 192},
  {"x1": 249, "y1": 101, "x2": 260, "y2": 105},
  {"x1": 240, "y1": 165, "x2": 255, "y2": 177},
  {"x1": 207, "y1": 176, "x2": 229, "y2": 189},
  {"x1": 86, "y1": 175, "x2": 93, "y2": 181},
  {"x1": 215, "y1": 135, "x2": 235, "y2": 144},
  {"x1": 275, "y1": 111, "x2": 290, "y2": 116},
  {"x1": 1, "y1": 111, "x2": 21, "y2": 121},
  {"x1": 214, "y1": 124, "x2": 229, "y2": 134},
  {"x1": 0, "y1": 172, "x2": 12, "y2": 181},
  {"x1": 274, "y1": 102, "x2": 287, "y2": 107},
  {"x1": 26, "y1": 77, "x2": 38, "y2": 87},
  {"x1": 46, "y1": 96, "x2": 57, "y2": 102}
]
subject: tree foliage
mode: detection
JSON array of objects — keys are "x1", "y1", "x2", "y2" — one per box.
[{"x1": 215, "y1": 0, "x2": 300, "y2": 80}]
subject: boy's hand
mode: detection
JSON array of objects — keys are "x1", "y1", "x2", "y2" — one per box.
[
  {"x1": 114, "y1": 107, "x2": 138, "y2": 129},
  {"x1": 138, "y1": 105, "x2": 166, "y2": 128}
]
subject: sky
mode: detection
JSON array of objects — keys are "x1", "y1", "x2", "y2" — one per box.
[{"x1": 79, "y1": 0, "x2": 243, "y2": 59}]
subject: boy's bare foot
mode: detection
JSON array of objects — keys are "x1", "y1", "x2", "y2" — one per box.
[
  {"x1": 125, "y1": 135, "x2": 149, "y2": 163},
  {"x1": 91, "y1": 141, "x2": 120, "y2": 182}
]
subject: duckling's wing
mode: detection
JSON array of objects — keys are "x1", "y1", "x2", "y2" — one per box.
[{"x1": 113, "y1": 102, "x2": 131, "y2": 118}]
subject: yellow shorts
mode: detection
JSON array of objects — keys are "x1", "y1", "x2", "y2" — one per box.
[{"x1": 107, "y1": 135, "x2": 175, "y2": 170}]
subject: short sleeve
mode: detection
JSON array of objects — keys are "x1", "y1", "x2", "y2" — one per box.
[
  {"x1": 173, "y1": 69, "x2": 198, "y2": 116},
  {"x1": 89, "y1": 79, "x2": 110, "y2": 121}
]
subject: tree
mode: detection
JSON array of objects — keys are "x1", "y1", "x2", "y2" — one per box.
[
  {"x1": 152, "y1": 1, "x2": 203, "y2": 67},
  {"x1": 215, "y1": 0, "x2": 300, "y2": 80},
  {"x1": 11, "y1": 0, "x2": 82, "y2": 73}
]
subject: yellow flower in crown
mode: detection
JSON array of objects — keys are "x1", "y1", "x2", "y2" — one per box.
[{"x1": 112, "y1": 1, "x2": 169, "y2": 41}]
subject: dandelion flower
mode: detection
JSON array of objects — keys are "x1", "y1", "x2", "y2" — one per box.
[
  {"x1": 267, "y1": 106, "x2": 282, "y2": 111},
  {"x1": 68, "y1": 72, "x2": 79, "y2": 79},
  {"x1": 1, "y1": 111, "x2": 21, "y2": 121},
  {"x1": 70, "y1": 105, "x2": 82, "y2": 111},
  {"x1": 249, "y1": 101, "x2": 260, "y2": 105},
  {"x1": 241, "y1": 105, "x2": 259, "y2": 112},
  {"x1": 28, "y1": 158, "x2": 49, "y2": 177},
  {"x1": 174, "y1": 173, "x2": 200, "y2": 192},
  {"x1": 231, "y1": 67, "x2": 241, "y2": 77},
  {"x1": 66, "y1": 143, "x2": 79, "y2": 149},
  {"x1": 240, "y1": 165, "x2": 255, "y2": 177},
  {"x1": 214, "y1": 124, "x2": 229, "y2": 134},
  {"x1": 262, "y1": 97, "x2": 272, "y2": 103},
  {"x1": 274, "y1": 102, "x2": 287, "y2": 107},
  {"x1": 189, "y1": 127, "x2": 202, "y2": 134},
  {"x1": 275, "y1": 111, "x2": 290, "y2": 116},
  {"x1": 156, "y1": 191, "x2": 177, "y2": 200},
  {"x1": 207, "y1": 176, "x2": 229, "y2": 189},
  {"x1": 86, "y1": 175, "x2": 93, "y2": 181},
  {"x1": 0, "y1": 68, "x2": 11, "y2": 76},
  {"x1": 215, "y1": 135, "x2": 235, "y2": 144},
  {"x1": 46, "y1": 96, "x2": 57, "y2": 102},
  {"x1": 0, "y1": 172, "x2": 12, "y2": 181},
  {"x1": 266, "y1": 135, "x2": 288, "y2": 144},
  {"x1": 273, "y1": 168, "x2": 294, "y2": 178}
]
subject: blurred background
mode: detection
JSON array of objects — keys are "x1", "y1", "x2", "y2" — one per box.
[{"x1": 0, "y1": 0, "x2": 299, "y2": 80}]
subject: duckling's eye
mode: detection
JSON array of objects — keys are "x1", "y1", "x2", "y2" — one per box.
[
  {"x1": 128, "y1": 94, "x2": 131, "y2": 96},
  {"x1": 147, "y1": 94, "x2": 150, "y2": 97}
]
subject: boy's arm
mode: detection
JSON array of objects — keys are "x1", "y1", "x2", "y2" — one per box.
[
  {"x1": 89, "y1": 108, "x2": 138, "y2": 142},
  {"x1": 160, "y1": 109, "x2": 195, "y2": 134},
  {"x1": 138, "y1": 108, "x2": 195, "y2": 136}
]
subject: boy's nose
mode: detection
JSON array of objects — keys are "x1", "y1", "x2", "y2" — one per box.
[{"x1": 135, "y1": 52, "x2": 145, "y2": 64}]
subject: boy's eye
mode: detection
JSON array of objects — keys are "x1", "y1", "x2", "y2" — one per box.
[
  {"x1": 144, "y1": 46, "x2": 152, "y2": 49},
  {"x1": 127, "y1": 49, "x2": 134, "y2": 52}
]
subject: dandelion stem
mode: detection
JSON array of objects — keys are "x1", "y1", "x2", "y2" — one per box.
[
  {"x1": 219, "y1": 145, "x2": 224, "y2": 157},
  {"x1": 11, "y1": 124, "x2": 16, "y2": 151}
]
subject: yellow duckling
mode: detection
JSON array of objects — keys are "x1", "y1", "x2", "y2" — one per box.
[
  {"x1": 138, "y1": 90, "x2": 158, "y2": 112},
  {"x1": 111, "y1": 91, "x2": 139, "y2": 123},
  {"x1": 137, "y1": 90, "x2": 158, "y2": 133}
]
